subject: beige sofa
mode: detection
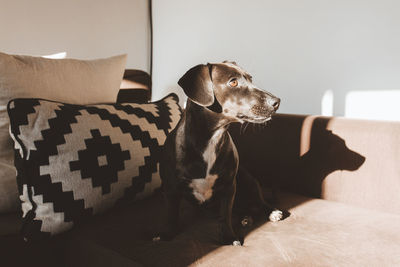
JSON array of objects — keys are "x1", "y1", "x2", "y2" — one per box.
[{"x1": 1, "y1": 114, "x2": 400, "y2": 266}]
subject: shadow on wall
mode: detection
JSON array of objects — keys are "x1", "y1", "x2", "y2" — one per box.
[{"x1": 229, "y1": 114, "x2": 365, "y2": 207}]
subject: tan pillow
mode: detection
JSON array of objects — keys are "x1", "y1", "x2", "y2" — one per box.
[{"x1": 0, "y1": 52, "x2": 127, "y2": 213}]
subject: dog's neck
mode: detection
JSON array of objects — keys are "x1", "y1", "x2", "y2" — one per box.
[{"x1": 183, "y1": 99, "x2": 233, "y2": 151}]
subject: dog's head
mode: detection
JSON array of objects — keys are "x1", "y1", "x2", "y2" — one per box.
[{"x1": 178, "y1": 61, "x2": 280, "y2": 123}]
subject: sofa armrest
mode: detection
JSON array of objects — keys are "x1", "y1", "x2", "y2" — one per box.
[
  {"x1": 117, "y1": 69, "x2": 151, "y2": 103},
  {"x1": 229, "y1": 114, "x2": 400, "y2": 215}
]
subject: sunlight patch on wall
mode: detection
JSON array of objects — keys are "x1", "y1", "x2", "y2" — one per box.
[
  {"x1": 321, "y1": 90, "x2": 334, "y2": 116},
  {"x1": 345, "y1": 90, "x2": 400, "y2": 121}
]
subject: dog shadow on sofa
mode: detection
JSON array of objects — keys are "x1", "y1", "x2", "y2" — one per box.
[
  {"x1": 284, "y1": 127, "x2": 366, "y2": 202},
  {"x1": 230, "y1": 115, "x2": 366, "y2": 211}
]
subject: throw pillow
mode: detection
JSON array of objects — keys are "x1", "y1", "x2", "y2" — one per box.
[
  {"x1": 0, "y1": 52, "x2": 127, "y2": 213},
  {"x1": 8, "y1": 93, "x2": 181, "y2": 241}
]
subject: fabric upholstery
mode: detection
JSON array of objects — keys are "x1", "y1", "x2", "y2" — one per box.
[
  {"x1": 7, "y1": 94, "x2": 181, "y2": 240},
  {"x1": 191, "y1": 193, "x2": 400, "y2": 266},
  {"x1": 0, "y1": 52, "x2": 127, "y2": 213},
  {"x1": 118, "y1": 69, "x2": 151, "y2": 104}
]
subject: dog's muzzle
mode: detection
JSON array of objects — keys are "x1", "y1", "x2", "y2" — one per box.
[{"x1": 267, "y1": 97, "x2": 280, "y2": 111}]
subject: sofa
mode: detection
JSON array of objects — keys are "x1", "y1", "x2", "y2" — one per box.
[{"x1": 1, "y1": 112, "x2": 400, "y2": 266}]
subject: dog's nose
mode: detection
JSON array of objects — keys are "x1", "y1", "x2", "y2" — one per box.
[{"x1": 267, "y1": 97, "x2": 280, "y2": 111}]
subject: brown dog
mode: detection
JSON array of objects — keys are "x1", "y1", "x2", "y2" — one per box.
[{"x1": 156, "y1": 61, "x2": 283, "y2": 246}]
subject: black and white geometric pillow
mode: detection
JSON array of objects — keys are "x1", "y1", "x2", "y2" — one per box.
[{"x1": 7, "y1": 94, "x2": 181, "y2": 241}]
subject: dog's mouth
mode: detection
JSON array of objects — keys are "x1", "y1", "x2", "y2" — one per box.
[{"x1": 236, "y1": 113, "x2": 272, "y2": 123}]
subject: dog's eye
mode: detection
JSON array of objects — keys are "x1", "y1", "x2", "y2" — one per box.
[{"x1": 229, "y1": 79, "x2": 238, "y2": 87}]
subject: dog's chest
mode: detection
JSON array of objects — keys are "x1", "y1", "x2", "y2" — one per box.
[
  {"x1": 188, "y1": 129, "x2": 224, "y2": 204},
  {"x1": 189, "y1": 174, "x2": 218, "y2": 203}
]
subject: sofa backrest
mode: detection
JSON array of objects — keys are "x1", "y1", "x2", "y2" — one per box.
[{"x1": 230, "y1": 114, "x2": 400, "y2": 215}]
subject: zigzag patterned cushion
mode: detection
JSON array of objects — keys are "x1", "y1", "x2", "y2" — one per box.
[{"x1": 7, "y1": 94, "x2": 181, "y2": 241}]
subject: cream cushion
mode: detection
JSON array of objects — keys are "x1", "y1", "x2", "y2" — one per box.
[{"x1": 0, "y1": 52, "x2": 127, "y2": 213}]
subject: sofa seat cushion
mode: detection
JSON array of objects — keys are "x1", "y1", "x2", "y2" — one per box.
[
  {"x1": 57, "y1": 191, "x2": 400, "y2": 267},
  {"x1": 3, "y1": 191, "x2": 399, "y2": 266},
  {"x1": 194, "y1": 193, "x2": 400, "y2": 266}
]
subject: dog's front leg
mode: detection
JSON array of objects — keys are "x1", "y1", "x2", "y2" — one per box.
[
  {"x1": 158, "y1": 192, "x2": 181, "y2": 241},
  {"x1": 219, "y1": 183, "x2": 241, "y2": 246}
]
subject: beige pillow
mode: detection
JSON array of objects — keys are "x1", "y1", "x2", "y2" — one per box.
[{"x1": 0, "y1": 52, "x2": 127, "y2": 213}]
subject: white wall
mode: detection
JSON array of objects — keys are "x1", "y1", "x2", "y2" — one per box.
[
  {"x1": 153, "y1": 0, "x2": 400, "y2": 120},
  {"x1": 0, "y1": 0, "x2": 149, "y2": 70}
]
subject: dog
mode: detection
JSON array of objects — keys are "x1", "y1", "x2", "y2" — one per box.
[{"x1": 155, "y1": 61, "x2": 283, "y2": 246}]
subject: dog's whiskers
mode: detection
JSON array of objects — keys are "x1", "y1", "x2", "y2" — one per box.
[{"x1": 243, "y1": 122, "x2": 250, "y2": 133}]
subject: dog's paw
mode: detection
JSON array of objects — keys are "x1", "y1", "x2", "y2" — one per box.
[
  {"x1": 152, "y1": 236, "x2": 161, "y2": 242},
  {"x1": 241, "y1": 215, "x2": 254, "y2": 227},
  {"x1": 268, "y1": 209, "x2": 283, "y2": 222},
  {"x1": 221, "y1": 233, "x2": 242, "y2": 246},
  {"x1": 232, "y1": 240, "x2": 242, "y2": 246}
]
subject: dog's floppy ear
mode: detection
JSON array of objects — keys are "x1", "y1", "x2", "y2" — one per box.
[{"x1": 178, "y1": 64, "x2": 214, "y2": 106}]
